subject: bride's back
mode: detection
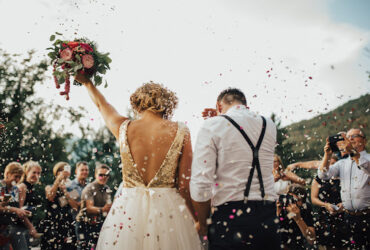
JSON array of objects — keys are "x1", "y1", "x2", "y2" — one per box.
[{"x1": 126, "y1": 117, "x2": 178, "y2": 185}]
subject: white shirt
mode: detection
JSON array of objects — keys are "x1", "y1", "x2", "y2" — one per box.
[
  {"x1": 190, "y1": 105, "x2": 278, "y2": 206},
  {"x1": 317, "y1": 151, "x2": 370, "y2": 211}
]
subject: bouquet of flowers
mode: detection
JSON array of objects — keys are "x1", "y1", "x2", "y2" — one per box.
[{"x1": 47, "y1": 33, "x2": 112, "y2": 100}]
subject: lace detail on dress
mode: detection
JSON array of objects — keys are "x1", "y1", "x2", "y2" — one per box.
[{"x1": 119, "y1": 120, "x2": 187, "y2": 188}]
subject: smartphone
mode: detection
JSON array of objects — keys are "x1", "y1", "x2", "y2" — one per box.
[
  {"x1": 331, "y1": 204, "x2": 339, "y2": 211},
  {"x1": 64, "y1": 164, "x2": 71, "y2": 173}
]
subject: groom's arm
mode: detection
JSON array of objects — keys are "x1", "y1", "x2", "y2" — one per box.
[{"x1": 190, "y1": 123, "x2": 217, "y2": 236}]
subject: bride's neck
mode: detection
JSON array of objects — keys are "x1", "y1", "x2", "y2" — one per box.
[{"x1": 140, "y1": 110, "x2": 163, "y2": 120}]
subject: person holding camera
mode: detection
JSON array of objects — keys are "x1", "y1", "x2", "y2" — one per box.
[
  {"x1": 318, "y1": 128, "x2": 370, "y2": 249},
  {"x1": 277, "y1": 184, "x2": 316, "y2": 249},
  {"x1": 40, "y1": 162, "x2": 77, "y2": 250}
]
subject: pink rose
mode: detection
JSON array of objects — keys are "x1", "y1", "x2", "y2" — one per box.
[
  {"x1": 80, "y1": 43, "x2": 93, "y2": 52},
  {"x1": 82, "y1": 54, "x2": 94, "y2": 69},
  {"x1": 60, "y1": 48, "x2": 73, "y2": 61}
]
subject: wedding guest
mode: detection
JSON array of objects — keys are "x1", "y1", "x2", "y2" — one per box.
[
  {"x1": 277, "y1": 184, "x2": 316, "y2": 249},
  {"x1": 0, "y1": 162, "x2": 31, "y2": 250},
  {"x1": 18, "y1": 160, "x2": 43, "y2": 245},
  {"x1": 66, "y1": 161, "x2": 89, "y2": 248},
  {"x1": 77, "y1": 164, "x2": 112, "y2": 250},
  {"x1": 191, "y1": 88, "x2": 280, "y2": 249},
  {"x1": 311, "y1": 156, "x2": 346, "y2": 249},
  {"x1": 40, "y1": 162, "x2": 76, "y2": 250},
  {"x1": 318, "y1": 128, "x2": 370, "y2": 249},
  {"x1": 273, "y1": 154, "x2": 305, "y2": 195}
]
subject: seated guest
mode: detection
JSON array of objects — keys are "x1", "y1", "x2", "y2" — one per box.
[
  {"x1": 318, "y1": 128, "x2": 370, "y2": 249},
  {"x1": 273, "y1": 154, "x2": 305, "y2": 195},
  {"x1": 18, "y1": 161, "x2": 43, "y2": 244},
  {"x1": 277, "y1": 184, "x2": 316, "y2": 249},
  {"x1": 77, "y1": 164, "x2": 112, "y2": 250},
  {"x1": 40, "y1": 162, "x2": 77, "y2": 250},
  {"x1": 66, "y1": 161, "x2": 89, "y2": 249},
  {"x1": 0, "y1": 162, "x2": 31, "y2": 250}
]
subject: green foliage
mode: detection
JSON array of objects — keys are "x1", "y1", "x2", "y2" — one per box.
[
  {"x1": 271, "y1": 113, "x2": 296, "y2": 167},
  {"x1": 285, "y1": 94, "x2": 370, "y2": 162}
]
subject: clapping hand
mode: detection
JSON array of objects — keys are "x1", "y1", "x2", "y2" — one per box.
[
  {"x1": 286, "y1": 203, "x2": 301, "y2": 220},
  {"x1": 14, "y1": 207, "x2": 32, "y2": 219},
  {"x1": 324, "y1": 203, "x2": 336, "y2": 215}
]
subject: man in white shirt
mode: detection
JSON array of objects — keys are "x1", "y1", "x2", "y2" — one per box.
[
  {"x1": 190, "y1": 88, "x2": 280, "y2": 250},
  {"x1": 318, "y1": 128, "x2": 370, "y2": 249}
]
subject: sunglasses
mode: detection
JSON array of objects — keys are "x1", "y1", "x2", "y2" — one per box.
[
  {"x1": 349, "y1": 134, "x2": 365, "y2": 139},
  {"x1": 98, "y1": 174, "x2": 109, "y2": 178}
]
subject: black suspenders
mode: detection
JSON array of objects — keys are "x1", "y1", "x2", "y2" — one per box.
[{"x1": 221, "y1": 115, "x2": 267, "y2": 202}]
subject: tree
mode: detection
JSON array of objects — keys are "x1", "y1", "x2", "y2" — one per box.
[
  {"x1": 68, "y1": 126, "x2": 122, "y2": 191},
  {"x1": 270, "y1": 113, "x2": 296, "y2": 166}
]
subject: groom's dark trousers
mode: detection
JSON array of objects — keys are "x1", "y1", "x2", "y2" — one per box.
[{"x1": 208, "y1": 200, "x2": 280, "y2": 250}]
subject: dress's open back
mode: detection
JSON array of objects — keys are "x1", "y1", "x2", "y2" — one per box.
[{"x1": 96, "y1": 120, "x2": 202, "y2": 250}]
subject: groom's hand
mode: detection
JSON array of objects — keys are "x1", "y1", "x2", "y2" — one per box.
[{"x1": 202, "y1": 108, "x2": 217, "y2": 119}]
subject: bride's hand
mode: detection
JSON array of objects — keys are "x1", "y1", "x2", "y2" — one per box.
[
  {"x1": 202, "y1": 108, "x2": 217, "y2": 119},
  {"x1": 75, "y1": 71, "x2": 92, "y2": 85}
]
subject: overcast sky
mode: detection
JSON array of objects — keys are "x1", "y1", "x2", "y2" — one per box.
[{"x1": 1, "y1": 0, "x2": 369, "y2": 140}]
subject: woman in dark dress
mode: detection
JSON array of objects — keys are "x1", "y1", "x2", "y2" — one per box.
[
  {"x1": 40, "y1": 162, "x2": 77, "y2": 250},
  {"x1": 311, "y1": 153, "x2": 346, "y2": 250},
  {"x1": 18, "y1": 161, "x2": 43, "y2": 246}
]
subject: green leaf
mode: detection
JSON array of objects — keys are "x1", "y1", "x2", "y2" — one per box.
[
  {"x1": 74, "y1": 64, "x2": 83, "y2": 71},
  {"x1": 57, "y1": 58, "x2": 65, "y2": 64},
  {"x1": 55, "y1": 32, "x2": 63, "y2": 36},
  {"x1": 94, "y1": 75, "x2": 102, "y2": 86},
  {"x1": 47, "y1": 52, "x2": 55, "y2": 59},
  {"x1": 104, "y1": 80, "x2": 108, "y2": 88},
  {"x1": 50, "y1": 35, "x2": 56, "y2": 41},
  {"x1": 58, "y1": 75, "x2": 65, "y2": 84}
]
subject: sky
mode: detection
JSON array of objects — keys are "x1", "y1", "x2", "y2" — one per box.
[{"x1": 0, "y1": 0, "x2": 369, "y2": 141}]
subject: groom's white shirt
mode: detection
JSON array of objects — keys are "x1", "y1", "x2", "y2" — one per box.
[{"x1": 190, "y1": 105, "x2": 278, "y2": 206}]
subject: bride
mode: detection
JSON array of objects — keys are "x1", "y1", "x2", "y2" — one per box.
[{"x1": 75, "y1": 73, "x2": 202, "y2": 250}]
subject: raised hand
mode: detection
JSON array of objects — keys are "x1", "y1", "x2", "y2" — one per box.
[
  {"x1": 75, "y1": 71, "x2": 92, "y2": 85},
  {"x1": 324, "y1": 138, "x2": 332, "y2": 155},
  {"x1": 202, "y1": 108, "x2": 217, "y2": 119}
]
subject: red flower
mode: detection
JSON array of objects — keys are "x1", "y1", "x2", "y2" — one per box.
[
  {"x1": 80, "y1": 43, "x2": 93, "y2": 52},
  {"x1": 67, "y1": 41, "x2": 79, "y2": 49},
  {"x1": 82, "y1": 54, "x2": 94, "y2": 69},
  {"x1": 60, "y1": 48, "x2": 73, "y2": 61}
]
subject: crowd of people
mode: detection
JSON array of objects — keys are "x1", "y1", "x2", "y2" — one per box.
[
  {"x1": 1, "y1": 79, "x2": 369, "y2": 250},
  {"x1": 0, "y1": 161, "x2": 113, "y2": 250}
]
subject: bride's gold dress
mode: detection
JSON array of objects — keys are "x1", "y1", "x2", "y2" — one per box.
[{"x1": 97, "y1": 120, "x2": 202, "y2": 250}]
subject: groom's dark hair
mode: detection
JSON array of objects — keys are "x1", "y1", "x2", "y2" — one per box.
[{"x1": 217, "y1": 88, "x2": 247, "y2": 105}]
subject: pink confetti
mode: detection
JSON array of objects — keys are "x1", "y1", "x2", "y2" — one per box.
[
  {"x1": 232, "y1": 209, "x2": 236, "y2": 213},
  {"x1": 203, "y1": 236, "x2": 208, "y2": 241},
  {"x1": 229, "y1": 215, "x2": 235, "y2": 219}
]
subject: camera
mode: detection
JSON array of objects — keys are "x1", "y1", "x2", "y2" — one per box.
[
  {"x1": 328, "y1": 134, "x2": 344, "y2": 153},
  {"x1": 279, "y1": 194, "x2": 297, "y2": 208}
]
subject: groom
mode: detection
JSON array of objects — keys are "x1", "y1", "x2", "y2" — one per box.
[{"x1": 191, "y1": 88, "x2": 280, "y2": 250}]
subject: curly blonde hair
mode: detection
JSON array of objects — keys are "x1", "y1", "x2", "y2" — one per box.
[{"x1": 130, "y1": 82, "x2": 178, "y2": 119}]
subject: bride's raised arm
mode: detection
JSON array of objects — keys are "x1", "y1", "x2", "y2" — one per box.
[{"x1": 75, "y1": 72, "x2": 127, "y2": 140}]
